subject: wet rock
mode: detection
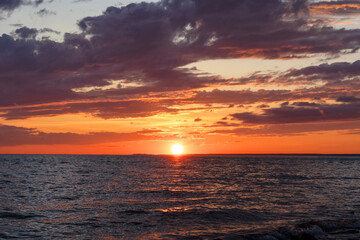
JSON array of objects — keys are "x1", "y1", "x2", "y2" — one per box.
[
  {"x1": 258, "y1": 235, "x2": 278, "y2": 240},
  {"x1": 328, "y1": 229, "x2": 359, "y2": 235},
  {"x1": 299, "y1": 232, "x2": 318, "y2": 240}
]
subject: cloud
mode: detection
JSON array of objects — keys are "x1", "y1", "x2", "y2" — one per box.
[
  {"x1": 0, "y1": 0, "x2": 44, "y2": 14},
  {"x1": 186, "y1": 88, "x2": 336, "y2": 106},
  {"x1": 0, "y1": 0, "x2": 23, "y2": 12},
  {"x1": 73, "y1": 0, "x2": 92, "y2": 2},
  {"x1": 34, "y1": 0, "x2": 43, "y2": 7},
  {"x1": 77, "y1": 0, "x2": 360, "y2": 61},
  {"x1": 212, "y1": 121, "x2": 360, "y2": 136},
  {"x1": 14, "y1": 26, "x2": 38, "y2": 39},
  {"x1": 36, "y1": 8, "x2": 56, "y2": 17},
  {"x1": 189, "y1": 89, "x2": 295, "y2": 105},
  {"x1": 310, "y1": 1, "x2": 360, "y2": 15},
  {"x1": 337, "y1": 95, "x2": 360, "y2": 103},
  {"x1": 1, "y1": 0, "x2": 360, "y2": 120},
  {"x1": 1, "y1": 82, "x2": 358, "y2": 120},
  {"x1": 0, "y1": 124, "x2": 160, "y2": 146},
  {"x1": 231, "y1": 102, "x2": 360, "y2": 124},
  {"x1": 0, "y1": 100, "x2": 178, "y2": 120},
  {"x1": 214, "y1": 121, "x2": 241, "y2": 127},
  {"x1": 285, "y1": 60, "x2": 360, "y2": 82}
]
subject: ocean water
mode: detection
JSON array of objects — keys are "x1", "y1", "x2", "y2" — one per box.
[{"x1": 1, "y1": 154, "x2": 360, "y2": 240}]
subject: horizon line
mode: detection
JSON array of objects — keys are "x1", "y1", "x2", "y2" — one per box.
[{"x1": 1, "y1": 153, "x2": 360, "y2": 156}]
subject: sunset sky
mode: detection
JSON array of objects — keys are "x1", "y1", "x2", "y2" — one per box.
[{"x1": 0, "y1": 0, "x2": 360, "y2": 154}]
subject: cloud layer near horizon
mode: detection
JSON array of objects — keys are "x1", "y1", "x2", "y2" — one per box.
[{"x1": 0, "y1": 124, "x2": 161, "y2": 146}]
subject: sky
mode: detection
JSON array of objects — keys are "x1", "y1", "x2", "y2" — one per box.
[{"x1": 0, "y1": 0, "x2": 360, "y2": 154}]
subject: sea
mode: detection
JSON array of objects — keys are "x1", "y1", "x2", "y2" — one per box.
[{"x1": 1, "y1": 154, "x2": 360, "y2": 240}]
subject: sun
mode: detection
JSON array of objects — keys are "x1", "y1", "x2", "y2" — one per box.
[{"x1": 171, "y1": 144, "x2": 184, "y2": 155}]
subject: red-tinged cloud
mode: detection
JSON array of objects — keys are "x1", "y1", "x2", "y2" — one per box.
[
  {"x1": 310, "y1": 1, "x2": 360, "y2": 15},
  {"x1": 1, "y1": 84, "x2": 359, "y2": 120},
  {"x1": 0, "y1": 0, "x2": 43, "y2": 11},
  {"x1": 0, "y1": 124, "x2": 160, "y2": 146},
  {"x1": 211, "y1": 121, "x2": 360, "y2": 136}
]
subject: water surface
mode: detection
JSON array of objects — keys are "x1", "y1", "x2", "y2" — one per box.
[{"x1": 1, "y1": 154, "x2": 360, "y2": 239}]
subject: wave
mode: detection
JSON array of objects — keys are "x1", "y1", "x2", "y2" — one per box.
[
  {"x1": 0, "y1": 211, "x2": 43, "y2": 220},
  {"x1": 161, "y1": 208, "x2": 265, "y2": 223}
]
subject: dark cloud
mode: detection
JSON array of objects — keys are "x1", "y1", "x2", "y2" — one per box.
[
  {"x1": 0, "y1": 124, "x2": 159, "y2": 146},
  {"x1": 236, "y1": 65, "x2": 360, "y2": 91},
  {"x1": 232, "y1": 61, "x2": 360, "y2": 105},
  {"x1": 0, "y1": 0, "x2": 44, "y2": 13},
  {"x1": 257, "y1": 104, "x2": 270, "y2": 108},
  {"x1": 292, "y1": 102, "x2": 319, "y2": 107},
  {"x1": 34, "y1": 0, "x2": 43, "y2": 7},
  {"x1": 0, "y1": 100, "x2": 178, "y2": 120},
  {"x1": 36, "y1": 8, "x2": 56, "y2": 16},
  {"x1": 39, "y1": 27, "x2": 60, "y2": 34},
  {"x1": 337, "y1": 95, "x2": 360, "y2": 103},
  {"x1": 310, "y1": 1, "x2": 360, "y2": 15},
  {"x1": 14, "y1": 26, "x2": 38, "y2": 39},
  {"x1": 214, "y1": 121, "x2": 241, "y2": 127},
  {"x1": 0, "y1": 0, "x2": 22, "y2": 12},
  {"x1": 190, "y1": 89, "x2": 294, "y2": 105},
  {"x1": 1, "y1": 0, "x2": 360, "y2": 120},
  {"x1": 285, "y1": 60, "x2": 360, "y2": 81},
  {"x1": 292, "y1": 0, "x2": 308, "y2": 14},
  {"x1": 231, "y1": 102, "x2": 360, "y2": 124},
  {"x1": 73, "y1": 0, "x2": 92, "y2": 2},
  {"x1": 186, "y1": 88, "x2": 333, "y2": 106},
  {"x1": 10, "y1": 23, "x2": 24, "y2": 27},
  {"x1": 194, "y1": 118, "x2": 202, "y2": 122},
  {"x1": 77, "y1": 0, "x2": 360, "y2": 61}
]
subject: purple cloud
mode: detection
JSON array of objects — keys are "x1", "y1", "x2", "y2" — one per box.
[
  {"x1": 0, "y1": 0, "x2": 43, "y2": 13},
  {"x1": 310, "y1": 1, "x2": 360, "y2": 15},
  {"x1": 231, "y1": 102, "x2": 360, "y2": 124},
  {"x1": 1, "y1": 0, "x2": 360, "y2": 121},
  {"x1": 0, "y1": 100, "x2": 178, "y2": 120},
  {"x1": 0, "y1": 124, "x2": 160, "y2": 146}
]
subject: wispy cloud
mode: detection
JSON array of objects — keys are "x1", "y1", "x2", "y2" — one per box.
[
  {"x1": 36, "y1": 8, "x2": 56, "y2": 16},
  {"x1": 310, "y1": 1, "x2": 360, "y2": 15}
]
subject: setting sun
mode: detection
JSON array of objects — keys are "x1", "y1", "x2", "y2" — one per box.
[{"x1": 171, "y1": 144, "x2": 184, "y2": 155}]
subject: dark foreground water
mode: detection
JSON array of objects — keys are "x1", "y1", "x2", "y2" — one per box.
[{"x1": 1, "y1": 154, "x2": 360, "y2": 240}]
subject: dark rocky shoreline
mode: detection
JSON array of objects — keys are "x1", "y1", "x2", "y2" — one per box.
[{"x1": 215, "y1": 219, "x2": 360, "y2": 240}]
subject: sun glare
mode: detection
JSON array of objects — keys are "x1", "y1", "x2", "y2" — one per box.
[{"x1": 171, "y1": 144, "x2": 184, "y2": 155}]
